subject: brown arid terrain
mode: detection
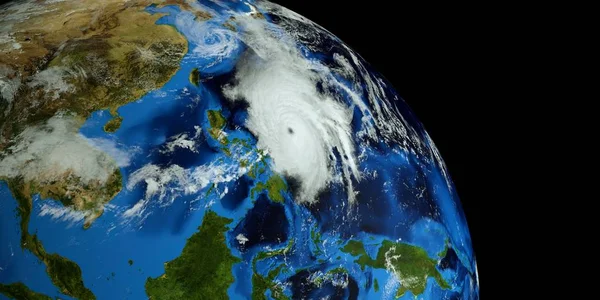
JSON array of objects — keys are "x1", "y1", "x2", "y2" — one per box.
[
  {"x1": 0, "y1": 1, "x2": 208, "y2": 298},
  {"x1": 0, "y1": 0, "x2": 191, "y2": 144},
  {"x1": 0, "y1": 0, "x2": 208, "y2": 228}
]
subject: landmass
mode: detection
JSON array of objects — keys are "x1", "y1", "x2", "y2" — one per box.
[
  {"x1": 0, "y1": 0, "x2": 194, "y2": 227},
  {"x1": 129, "y1": 259, "x2": 134, "y2": 266},
  {"x1": 0, "y1": 282, "x2": 52, "y2": 300},
  {"x1": 374, "y1": 278, "x2": 379, "y2": 292},
  {"x1": 223, "y1": 17, "x2": 237, "y2": 32},
  {"x1": 341, "y1": 239, "x2": 450, "y2": 297},
  {"x1": 250, "y1": 175, "x2": 287, "y2": 203},
  {"x1": 40, "y1": 169, "x2": 122, "y2": 228},
  {"x1": 0, "y1": 4, "x2": 191, "y2": 290},
  {"x1": 311, "y1": 267, "x2": 348, "y2": 287},
  {"x1": 189, "y1": 68, "x2": 200, "y2": 86},
  {"x1": 145, "y1": 211, "x2": 241, "y2": 299},
  {"x1": 0, "y1": 0, "x2": 211, "y2": 298},
  {"x1": 103, "y1": 116, "x2": 123, "y2": 133},
  {"x1": 206, "y1": 110, "x2": 228, "y2": 145},
  {"x1": 253, "y1": 239, "x2": 294, "y2": 263},
  {"x1": 310, "y1": 229, "x2": 323, "y2": 256},
  {"x1": 5, "y1": 178, "x2": 95, "y2": 300},
  {"x1": 247, "y1": 163, "x2": 267, "y2": 179},
  {"x1": 0, "y1": 0, "x2": 189, "y2": 147},
  {"x1": 252, "y1": 264, "x2": 288, "y2": 300},
  {"x1": 438, "y1": 239, "x2": 450, "y2": 258},
  {"x1": 252, "y1": 239, "x2": 294, "y2": 299}
]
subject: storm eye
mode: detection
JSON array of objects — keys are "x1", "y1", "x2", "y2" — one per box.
[{"x1": 288, "y1": 127, "x2": 294, "y2": 134}]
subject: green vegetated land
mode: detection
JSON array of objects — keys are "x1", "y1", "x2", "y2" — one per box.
[
  {"x1": 341, "y1": 239, "x2": 450, "y2": 297},
  {"x1": 0, "y1": 2, "x2": 199, "y2": 299},
  {"x1": 311, "y1": 267, "x2": 348, "y2": 287},
  {"x1": 251, "y1": 239, "x2": 294, "y2": 300},
  {"x1": 189, "y1": 68, "x2": 200, "y2": 86},
  {"x1": 145, "y1": 211, "x2": 241, "y2": 299},
  {"x1": 103, "y1": 116, "x2": 123, "y2": 133},
  {"x1": 0, "y1": 282, "x2": 52, "y2": 300},
  {"x1": 251, "y1": 174, "x2": 287, "y2": 203},
  {"x1": 5, "y1": 178, "x2": 95, "y2": 300},
  {"x1": 207, "y1": 110, "x2": 228, "y2": 145},
  {"x1": 252, "y1": 264, "x2": 288, "y2": 300}
]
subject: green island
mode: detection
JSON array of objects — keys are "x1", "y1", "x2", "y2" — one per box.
[
  {"x1": 246, "y1": 148, "x2": 269, "y2": 179},
  {"x1": 250, "y1": 175, "x2": 287, "y2": 203},
  {"x1": 103, "y1": 116, "x2": 123, "y2": 133},
  {"x1": 311, "y1": 229, "x2": 323, "y2": 256},
  {"x1": 311, "y1": 267, "x2": 348, "y2": 287},
  {"x1": 247, "y1": 162, "x2": 266, "y2": 179},
  {"x1": 231, "y1": 137, "x2": 252, "y2": 148},
  {"x1": 145, "y1": 211, "x2": 241, "y2": 299},
  {"x1": 206, "y1": 110, "x2": 228, "y2": 145},
  {"x1": 0, "y1": 282, "x2": 52, "y2": 300},
  {"x1": 341, "y1": 239, "x2": 450, "y2": 297},
  {"x1": 374, "y1": 278, "x2": 379, "y2": 292},
  {"x1": 438, "y1": 239, "x2": 450, "y2": 258},
  {"x1": 5, "y1": 178, "x2": 95, "y2": 300},
  {"x1": 189, "y1": 68, "x2": 200, "y2": 86},
  {"x1": 128, "y1": 259, "x2": 134, "y2": 266},
  {"x1": 251, "y1": 239, "x2": 294, "y2": 299},
  {"x1": 253, "y1": 239, "x2": 294, "y2": 266},
  {"x1": 252, "y1": 264, "x2": 288, "y2": 300}
]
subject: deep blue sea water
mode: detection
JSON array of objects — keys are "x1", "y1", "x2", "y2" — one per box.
[{"x1": 0, "y1": 1, "x2": 477, "y2": 299}]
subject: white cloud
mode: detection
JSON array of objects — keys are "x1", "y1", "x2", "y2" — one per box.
[
  {"x1": 0, "y1": 113, "x2": 119, "y2": 184},
  {"x1": 126, "y1": 164, "x2": 188, "y2": 203},
  {"x1": 333, "y1": 53, "x2": 356, "y2": 80},
  {"x1": 0, "y1": 66, "x2": 20, "y2": 114},
  {"x1": 236, "y1": 234, "x2": 249, "y2": 245},
  {"x1": 38, "y1": 201, "x2": 89, "y2": 227},
  {"x1": 83, "y1": 136, "x2": 133, "y2": 167},
  {"x1": 27, "y1": 66, "x2": 75, "y2": 100},
  {"x1": 222, "y1": 12, "x2": 360, "y2": 204},
  {"x1": 174, "y1": 11, "x2": 239, "y2": 66},
  {"x1": 160, "y1": 126, "x2": 202, "y2": 154},
  {"x1": 123, "y1": 143, "x2": 257, "y2": 222}
]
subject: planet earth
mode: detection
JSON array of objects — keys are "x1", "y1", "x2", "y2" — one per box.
[{"x1": 0, "y1": 0, "x2": 479, "y2": 299}]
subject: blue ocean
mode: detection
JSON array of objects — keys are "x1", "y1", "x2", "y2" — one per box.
[{"x1": 1, "y1": 1, "x2": 477, "y2": 299}]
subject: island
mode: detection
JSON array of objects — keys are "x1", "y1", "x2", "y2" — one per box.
[
  {"x1": 207, "y1": 110, "x2": 228, "y2": 145},
  {"x1": 341, "y1": 239, "x2": 450, "y2": 297},
  {"x1": 0, "y1": 0, "x2": 189, "y2": 227},
  {"x1": 250, "y1": 174, "x2": 288, "y2": 204},
  {"x1": 251, "y1": 239, "x2": 294, "y2": 300},
  {"x1": 0, "y1": 282, "x2": 52, "y2": 300},
  {"x1": 145, "y1": 211, "x2": 241, "y2": 299},
  {"x1": 0, "y1": 0, "x2": 194, "y2": 297},
  {"x1": 5, "y1": 178, "x2": 95, "y2": 300},
  {"x1": 189, "y1": 68, "x2": 200, "y2": 86},
  {"x1": 103, "y1": 116, "x2": 123, "y2": 133}
]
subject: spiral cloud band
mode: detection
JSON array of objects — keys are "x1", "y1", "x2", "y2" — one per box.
[{"x1": 223, "y1": 15, "x2": 360, "y2": 204}]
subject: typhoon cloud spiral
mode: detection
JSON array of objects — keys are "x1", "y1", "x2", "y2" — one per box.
[{"x1": 0, "y1": 0, "x2": 478, "y2": 299}]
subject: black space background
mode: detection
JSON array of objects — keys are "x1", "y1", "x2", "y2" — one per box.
[
  {"x1": 271, "y1": 0, "x2": 483, "y2": 280},
  {"x1": 0, "y1": 0, "x2": 485, "y2": 286}
]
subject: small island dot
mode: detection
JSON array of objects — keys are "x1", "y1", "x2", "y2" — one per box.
[
  {"x1": 288, "y1": 128, "x2": 294, "y2": 134},
  {"x1": 128, "y1": 259, "x2": 134, "y2": 266}
]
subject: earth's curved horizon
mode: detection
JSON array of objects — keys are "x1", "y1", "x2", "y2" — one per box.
[{"x1": 0, "y1": 0, "x2": 479, "y2": 299}]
